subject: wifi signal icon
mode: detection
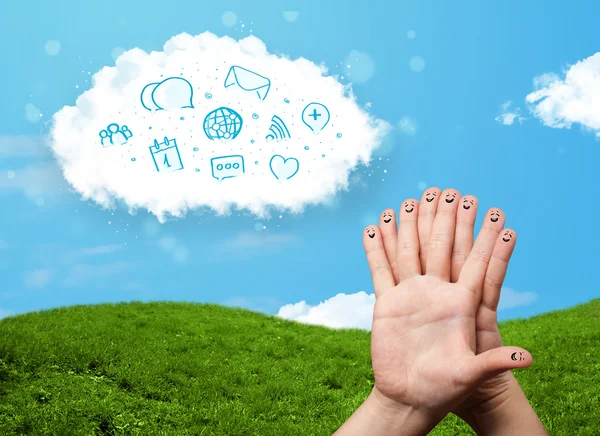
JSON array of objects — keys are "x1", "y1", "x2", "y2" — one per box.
[{"x1": 265, "y1": 115, "x2": 291, "y2": 141}]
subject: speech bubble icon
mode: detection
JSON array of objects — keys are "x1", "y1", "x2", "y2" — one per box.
[
  {"x1": 149, "y1": 77, "x2": 194, "y2": 110},
  {"x1": 211, "y1": 155, "x2": 245, "y2": 180}
]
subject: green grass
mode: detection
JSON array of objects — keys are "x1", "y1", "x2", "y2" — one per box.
[{"x1": 0, "y1": 299, "x2": 598, "y2": 435}]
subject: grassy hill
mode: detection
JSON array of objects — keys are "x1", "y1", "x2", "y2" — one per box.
[{"x1": 0, "y1": 299, "x2": 598, "y2": 435}]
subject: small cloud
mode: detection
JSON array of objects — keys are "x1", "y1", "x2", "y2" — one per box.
[
  {"x1": 498, "y1": 287, "x2": 538, "y2": 310},
  {"x1": 397, "y1": 116, "x2": 417, "y2": 135},
  {"x1": 158, "y1": 236, "x2": 190, "y2": 263},
  {"x1": 0, "y1": 136, "x2": 51, "y2": 159},
  {"x1": 407, "y1": 30, "x2": 416, "y2": 39},
  {"x1": 24, "y1": 269, "x2": 53, "y2": 289},
  {"x1": 211, "y1": 232, "x2": 298, "y2": 261},
  {"x1": 62, "y1": 262, "x2": 130, "y2": 287},
  {"x1": 526, "y1": 52, "x2": 600, "y2": 137},
  {"x1": 277, "y1": 291, "x2": 375, "y2": 330},
  {"x1": 283, "y1": 11, "x2": 299, "y2": 23},
  {"x1": 495, "y1": 101, "x2": 526, "y2": 126},
  {"x1": 76, "y1": 244, "x2": 125, "y2": 256},
  {"x1": 0, "y1": 161, "x2": 69, "y2": 199}
]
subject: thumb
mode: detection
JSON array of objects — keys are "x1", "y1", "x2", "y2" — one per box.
[{"x1": 466, "y1": 346, "x2": 532, "y2": 385}]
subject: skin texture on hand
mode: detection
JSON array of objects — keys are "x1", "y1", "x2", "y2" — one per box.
[{"x1": 372, "y1": 187, "x2": 547, "y2": 434}]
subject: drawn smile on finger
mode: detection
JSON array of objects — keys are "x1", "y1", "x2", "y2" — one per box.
[
  {"x1": 404, "y1": 200, "x2": 415, "y2": 213},
  {"x1": 502, "y1": 230, "x2": 514, "y2": 242},
  {"x1": 425, "y1": 191, "x2": 437, "y2": 203},
  {"x1": 445, "y1": 192, "x2": 457, "y2": 204},
  {"x1": 463, "y1": 198, "x2": 474, "y2": 210},
  {"x1": 382, "y1": 211, "x2": 393, "y2": 223},
  {"x1": 366, "y1": 227, "x2": 376, "y2": 239},
  {"x1": 490, "y1": 209, "x2": 501, "y2": 223}
]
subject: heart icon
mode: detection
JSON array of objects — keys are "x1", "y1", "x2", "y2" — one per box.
[{"x1": 269, "y1": 155, "x2": 299, "y2": 180}]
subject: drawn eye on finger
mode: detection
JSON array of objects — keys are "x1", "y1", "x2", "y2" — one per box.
[
  {"x1": 382, "y1": 211, "x2": 394, "y2": 223},
  {"x1": 366, "y1": 227, "x2": 377, "y2": 239},
  {"x1": 425, "y1": 191, "x2": 437, "y2": 202},
  {"x1": 445, "y1": 191, "x2": 457, "y2": 204},
  {"x1": 489, "y1": 209, "x2": 501, "y2": 223},
  {"x1": 403, "y1": 200, "x2": 416, "y2": 213},
  {"x1": 462, "y1": 197, "x2": 475, "y2": 210},
  {"x1": 502, "y1": 230, "x2": 514, "y2": 243}
]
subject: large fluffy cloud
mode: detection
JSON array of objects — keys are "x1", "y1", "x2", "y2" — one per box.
[
  {"x1": 525, "y1": 52, "x2": 600, "y2": 136},
  {"x1": 49, "y1": 32, "x2": 390, "y2": 222}
]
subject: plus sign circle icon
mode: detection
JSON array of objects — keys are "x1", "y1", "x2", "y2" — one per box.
[{"x1": 302, "y1": 102, "x2": 330, "y2": 135}]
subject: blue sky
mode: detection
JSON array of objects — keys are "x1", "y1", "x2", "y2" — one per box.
[{"x1": 0, "y1": 0, "x2": 598, "y2": 327}]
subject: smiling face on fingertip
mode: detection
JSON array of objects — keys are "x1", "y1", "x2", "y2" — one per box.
[
  {"x1": 462, "y1": 197, "x2": 475, "y2": 210},
  {"x1": 502, "y1": 230, "x2": 514, "y2": 242},
  {"x1": 490, "y1": 209, "x2": 501, "y2": 223},
  {"x1": 425, "y1": 191, "x2": 437, "y2": 203},
  {"x1": 444, "y1": 191, "x2": 457, "y2": 204},
  {"x1": 403, "y1": 200, "x2": 416, "y2": 213},
  {"x1": 366, "y1": 227, "x2": 376, "y2": 238},
  {"x1": 382, "y1": 211, "x2": 394, "y2": 224}
]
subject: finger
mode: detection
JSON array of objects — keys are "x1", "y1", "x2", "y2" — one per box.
[
  {"x1": 481, "y1": 229, "x2": 517, "y2": 311},
  {"x1": 418, "y1": 187, "x2": 442, "y2": 272},
  {"x1": 466, "y1": 347, "x2": 532, "y2": 387},
  {"x1": 363, "y1": 225, "x2": 396, "y2": 297},
  {"x1": 458, "y1": 208, "x2": 506, "y2": 299},
  {"x1": 451, "y1": 195, "x2": 479, "y2": 282},
  {"x1": 379, "y1": 209, "x2": 399, "y2": 284},
  {"x1": 396, "y1": 199, "x2": 422, "y2": 281},
  {"x1": 425, "y1": 188, "x2": 460, "y2": 281}
]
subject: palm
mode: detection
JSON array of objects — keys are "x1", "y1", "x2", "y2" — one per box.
[{"x1": 371, "y1": 276, "x2": 479, "y2": 412}]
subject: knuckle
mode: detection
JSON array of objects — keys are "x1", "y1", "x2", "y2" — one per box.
[
  {"x1": 473, "y1": 247, "x2": 492, "y2": 265},
  {"x1": 484, "y1": 274, "x2": 503, "y2": 290},
  {"x1": 397, "y1": 240, "x2": 416, "y2": 254},
  {"x1": 429, "y1": 232, "x2": 451, "y2": 249}
]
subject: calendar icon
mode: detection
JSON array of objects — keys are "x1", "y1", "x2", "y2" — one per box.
[{"x1": 150, "y1": 137, "x2": 184, "y2": 173}]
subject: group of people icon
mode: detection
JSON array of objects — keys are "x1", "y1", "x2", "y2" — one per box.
[{"x1": 99, "y1": 123, "x2": 133, "y2": 147}]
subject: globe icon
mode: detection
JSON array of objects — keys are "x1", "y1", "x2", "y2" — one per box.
[{"x1": 203, "y1": 107, "x2": 243, "y2": 141}]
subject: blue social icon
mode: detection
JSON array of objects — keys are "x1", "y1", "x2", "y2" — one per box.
[
  {"x1": 203, "y1": 107, "x2": 243, "y2": 141},
  {"x1": 224, "y1": 66, "x2": 271, "y2": 100},
  {"x1": 270, "y1": 155, "x2": 299, "y2": 180},
  {"x1": 266, "y1": 115, "x2": 291, "y2": 141},
  {"x1": 302, "y1": 102, "x2": 330, "y2": 135},
  {"x1": 140, "y1": 77, "x2": 194, "y2": 111},
  {"x1": 149, "y1": 137, "x2": 184, "y2": 173},
  {"x1": 211, "y1": 155, "x2": 245, "y2": 180},
  {"x1": 99, "y1": 123, "x2": 133, "y2": 147}
]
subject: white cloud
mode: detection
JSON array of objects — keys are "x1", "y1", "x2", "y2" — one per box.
[
  {"x1": 277, "y1": 291, "x2": 375, "y2": 330},
  {"x1": 283, "y1": 11, "x2": 299, "y2": 23},
  {"x1": 24, "y1": 269, "x2": 53, "y2": 289},
  {"x1": 25, "y1": 103, "x2": 43, "y2": 123},
  {"x1": 49, "y1": 32, "x2": 391, "y2": 222},
  {"x1": 497, "y1": 287, "x2": 538, "y2": 310},
  {"x1": 62, "y1": 262, "x2": 130, "y2": 287},
  {"x1": 526, "y1": 52, "x2": 600, "y2": 137},
  {"x1": 495, "y1": 101, "x2": 526, "y2": 126},
  {"x1": 397, "y1": 117, "x2": 417, "y2": 135},
  {"x1": 278, "y1": 287, "x2": 537, "y2": 330},
  {"x1": 222, "y1": 296, "x2": 283, "y2": 314}
]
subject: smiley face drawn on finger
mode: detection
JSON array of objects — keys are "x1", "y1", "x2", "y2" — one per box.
[
  {"x1": 403, "y1": 200, "x2": 416, "y2": 213},
  {"x1": 425, "y1": 191, "x2": 437, "y2": 203},
  {"x1": 382, "y1": 211, "x2": 394, "y2": 224},
  {"x1": 502, "y1": 230, "x2": 514, "y2": 243},
  {"x1": 366, "y1": 227, "x2": 376, "y2": 239},
  {"x1": 445, "y1": 191, "x2": 457, "y2": 204},
  {"x1": 490, "y1": 209, "x2": 501, "y2": 223},
  {"x1": 462, "y1": 197, "x2": 475, "y2": 210}
]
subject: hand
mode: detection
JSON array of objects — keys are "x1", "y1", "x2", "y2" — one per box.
[
  {"x1": 375, "y1": 188, "x2": 523, "y2": 424},
  {"x1": 364, "y1": 188, "x2": 531, "y2": 422}
]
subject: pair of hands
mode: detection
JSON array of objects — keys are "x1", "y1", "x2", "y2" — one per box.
[{"x1": 336, "y1": 187, "x2": 546, "y2": 434}]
